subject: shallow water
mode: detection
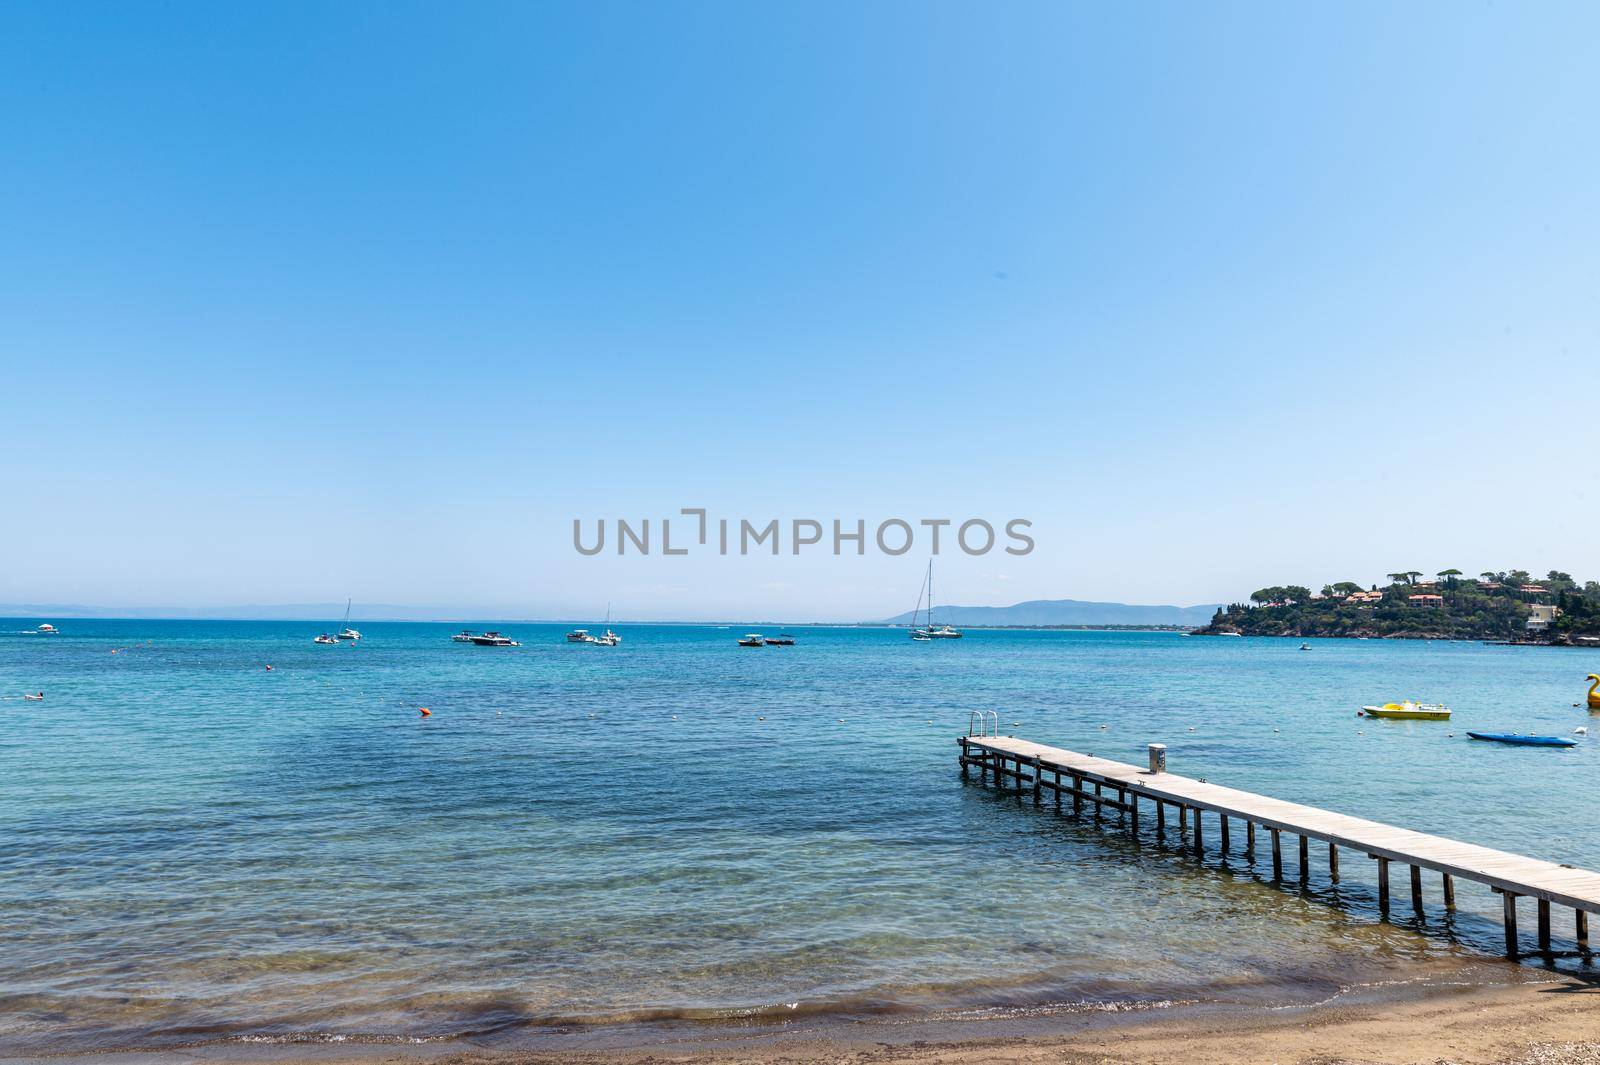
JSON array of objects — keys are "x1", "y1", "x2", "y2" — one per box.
[{"x1": 3, "y1": 622, "x2": 1597, "y2": 1051}]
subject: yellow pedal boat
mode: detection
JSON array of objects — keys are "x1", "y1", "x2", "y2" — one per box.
[{"x1": 1360, "y1": 701, "x2": 1451, "y2": 720}]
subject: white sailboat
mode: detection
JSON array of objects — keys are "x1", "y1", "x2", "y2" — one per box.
[
  {"x1": 336, "y1": 599, "x2": 361, "y2": 641},
  {"x1": 910, "y1": 560, "x2": 962, "y2": 640},
  {"x1": 595, "y1": 602, "x2": 621, "y2": 646}
]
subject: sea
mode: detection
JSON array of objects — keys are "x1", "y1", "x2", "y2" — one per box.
[{"x1": 4, "y1": 621, "x2": 1597, "y2": 1054}]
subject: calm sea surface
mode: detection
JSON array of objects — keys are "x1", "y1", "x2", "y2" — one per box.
[{"x1": 4, "y1": 621, "x2": 1598, "y2": 1052}]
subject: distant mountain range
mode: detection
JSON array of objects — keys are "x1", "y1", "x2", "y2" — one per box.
[{"x1": 879, "y1": 598, "x2": 1224, "y2": 628}]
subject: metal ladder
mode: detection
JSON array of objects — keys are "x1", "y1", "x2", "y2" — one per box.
[{"x1": 967, "y1": 710, "x2": 999, "y2": 737}]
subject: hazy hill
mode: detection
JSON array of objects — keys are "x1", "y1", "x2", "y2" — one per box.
[{"x1": 880, "y1": 598, "x2": 1224, "y2": 628}]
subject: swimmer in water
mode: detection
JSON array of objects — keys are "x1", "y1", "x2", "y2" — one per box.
[{"x1": 24, "y1": 692, "x2": 43, "y2": 701}]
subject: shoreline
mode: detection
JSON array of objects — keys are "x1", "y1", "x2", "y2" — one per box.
[{"x1": 8, "y1": 967, "x2": 1599, "y2": 1065}]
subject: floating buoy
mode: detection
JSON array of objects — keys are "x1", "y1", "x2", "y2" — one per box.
[
  {"x1": 1099, "y1": 724, "x2": 1108, "y2": 730},
  {"x1": 1576, "y1": 726, "x2": 1589, "y2": 735},
  {"x1": 758, "y1": 716, "x2": 766, "y2": 721},
  {"x1": 418, "y1": 707, "x2": 431, "y2": 717},
  {"x1": 265, "y1": 665, "x2": 273, "y2": 671}
]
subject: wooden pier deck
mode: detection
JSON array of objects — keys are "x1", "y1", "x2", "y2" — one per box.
[{"x1": 959, "y1": 732, "x2": 1600, "y2": 959}]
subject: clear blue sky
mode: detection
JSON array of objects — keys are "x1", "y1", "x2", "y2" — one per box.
[{"x1": 4, "y1": 2, "x2": 1598, "y2": 620}]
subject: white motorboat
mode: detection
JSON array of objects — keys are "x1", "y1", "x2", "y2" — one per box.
[
  {"x1": 471, "y1": 631, "x2": 519, "y2": 646},
  {"x1": 595, "y1": 629, "x2": 621, "y2": 646},
  {"x1": 451, "y1": 630, "x2": 475, "y2": 642},
  {"x1": 313, "y1": 633, "x2": 339, "y2": 645},
  {"x1": 566, "y1": 629, "x2": 595, "y2": 643},
  {"x1": 37, "y1": 623, "x2": 58, "y2": 634},
  {"x1": 738, "y1": 634, "x2": 766, "y2": 647}
]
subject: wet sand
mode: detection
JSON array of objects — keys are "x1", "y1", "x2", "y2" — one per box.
[{"x1": 13, "y1": 971, "x2": 1600, "y2": 1065}]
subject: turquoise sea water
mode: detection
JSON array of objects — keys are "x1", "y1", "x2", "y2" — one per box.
[{"x1": 3, "y1": 621, "x2": 1598, "y2": 1052}]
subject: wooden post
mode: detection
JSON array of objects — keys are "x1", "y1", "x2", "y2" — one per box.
[
  {"x1": 1442, "y1": 874, "x2": 1454, "y2": 909},
  {"x1": 1411, "y1": 865, "x2": 1423, "y2": 915},
  {"x1": 1577, "y1": 909, "x2": 1589, "y2": 950},
  {"x1": 1220, "y1": 815, "x2": 1230, "y2": 854},
  {"x1": 1299, "y1": 835, "x2": 1309, "y2": 881},
  {"x1": 1538, "y1": 899, "x2": 1552, "y2": 954},
  {"x1": 1193, "y1": 809, "x2": 1203, "y2": 856},
  {"x1": 1072, "y1": 774, "x2": 1083, "y2": 815},
  {"x1": 1156, "y1": 800, "x2": 1165, "y2": 834},
  {"x1": 1330, "y1": 843, "x2": 1340, "y2": 882},
  {"x1": 1093, "y1": 781, "x2": 1103, "y2": 819},
  {"x1": 960, "y1": 737, "x2": 969, "y2": 778},
  {"x1": 1246, "y1": 820, "x2": 1256, "y2": 858},
  {"x1": 1179, "y1": 805, "x2": 1188, "y2": 832},
  {"x1": 1053, "y1": 767, "x2": 1062, "y2": 809},
  {"x1": 1503, "y1": 892, "x2": 1519, "y2": 958},
  {"x1": 1271, "y1": 828, "x2": 1282, "y2": 880},
  {"x1": 1032, "y1": 757, "x2": 1041, "y2": 804},
  {"x1": 1377, "y1": 857, "x2": 1390, "y2": 914},
  {"x1": 1130, "y1": 792, "x2": 1140, "y2": 835}
]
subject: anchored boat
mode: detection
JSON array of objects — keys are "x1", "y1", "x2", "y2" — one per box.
[
  {"x1": 1468, "y1": 732, "x2": 1577, "y2": 748},
  {"x1": 1361, "y1": 701, "x2": 1451, "y2": 720}
]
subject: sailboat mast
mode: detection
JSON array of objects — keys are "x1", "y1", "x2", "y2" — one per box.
[{"x1": 927, "y1": 559, "x2": 934, "y2": 628}]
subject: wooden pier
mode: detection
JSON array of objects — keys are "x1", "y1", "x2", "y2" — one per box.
[{"x1": 959, "y1": 732, "x2": 1600, "y2": 959}]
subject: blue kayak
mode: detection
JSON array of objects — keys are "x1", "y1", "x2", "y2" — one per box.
[{"x1": 1467, "y1": 732, "x2": 1578, "y2": 748}]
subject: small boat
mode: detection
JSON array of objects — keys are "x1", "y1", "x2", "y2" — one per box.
[
  {"x1": 37, "y1": 624, "x2": 57, "y2": 634},
  {"x1": 907, "y1": 560, "x2": 963, "y2": 639},
  {"x1": 1362, "y1": 701, "x2": 1451, "y2": 720},
  {"x1": 1299, "y1": 643, "x2": 1311, "y2": 650},
  {"x1": 765, "y1": 634, "x2": 796, "y2": 646},
  {"x1": 451, "y1": 630, "x2": 475, "y2": 642},
  {"x1": 313, "y1": 633, "x2": 339, "y2": 645},
  {"x1": 592, "y1": 604, "x2": 621, "y2": 645},
  {"x1": 1468, "y1": 732, "x2": 1577, "y2": 748},
  {"x1": 738, "y1": 634, "x2": 766, "y2": 647},
  {"x1": 566, "y1": 629, "x2": 595, "y2": 644},
  {"x1": 1218, "y1": 631, "x2": 1243, "y2": 637},
  {"x1": 334, "y1": 599, "x2": 361, "y2": 640},
  {"x1": 470, "y1": 631, "x2": 520, "y2": 646}
]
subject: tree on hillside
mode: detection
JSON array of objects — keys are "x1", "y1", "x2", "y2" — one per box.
[
  {"x1": 1438, "y1": 568, "x2": 1463, "y2": 587},
  {"x1": 1481, "y1": 571, "x2": 1501, "y2": 583},
  {"x1": 1283, "y1": 585, "x2": 1312, "y2": 604},
  {"x1": 1387, "y1": 573, "x2": 1412, "y2": 585},
  {"x1": 1405, "y1": 570, "x2": 1424, "y2": 584},
  {"x1": 1332, "y1": 581, "x2": 1363, "y2": 595}
]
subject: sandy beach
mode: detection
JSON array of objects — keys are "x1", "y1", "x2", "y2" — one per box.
[{"x1": 12, "y1": 972, "x2": 1597, "y2": 1065}]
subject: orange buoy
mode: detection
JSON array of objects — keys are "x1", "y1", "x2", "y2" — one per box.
[{"x1": 419, "y1": 707, "x2": 431, "y2": 717}]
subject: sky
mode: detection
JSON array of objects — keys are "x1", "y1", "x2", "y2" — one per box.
[{"x1": 3, "y1": 1, "x2": 1599, "y2": 621}]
